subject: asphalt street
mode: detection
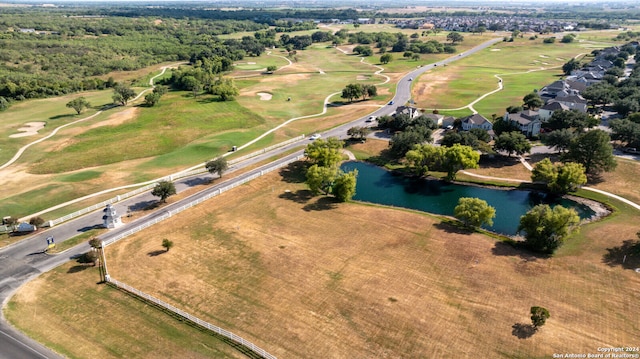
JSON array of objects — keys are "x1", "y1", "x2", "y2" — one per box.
[{"x1": 0, "y1": 37, "x2": 503, "y2": 359}]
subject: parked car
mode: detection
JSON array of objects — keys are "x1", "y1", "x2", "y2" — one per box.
[
  {"x1": 309, "y1": 133, "x2": 321, "y2": 140},
  {"x1": 622, "y1": 147, "x2": 640, "y2": 154},
  {"x1": 388, "y1": 101, "x2": 394, "y2": 105},
  {"x1": 366, "y1": 116, "x2": 376, "y2": 122}
]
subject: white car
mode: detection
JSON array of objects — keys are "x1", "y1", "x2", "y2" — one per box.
[
  {"x1": 365, "y1": 116, "x2": 376, "y2": 122},
  {"x1": 309, "y1": 133, "x2": 321, "y2": 140}
]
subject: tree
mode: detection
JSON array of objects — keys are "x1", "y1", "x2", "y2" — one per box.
[
  {"x1": 205, "y1": 157, "x2": 229, "y2": 178},
  {"x1": 390, "y1": 128, "x2": 431, "y2": 157},
  {"x1": 532, "y1": 158, "x2": 587, "y2": 193},
  {"x1": 112, "y1": 83, "x2": 136, "y2": 106},
  {"x1": 454, "y1": 197, "x2": 496, "y2": 228},
  {"x1": 29, "y1": 216, "x2": 45, "y2": 228},
  {"x1": 518, "y1": 204, "x2": 580, "y2": 254},
  {"x1": 84, "y1": 251, "x2": 100, "y2": 266},
  {"x1": 266, "y1": 65, "x2": 277, "y2": 73},
  {"x1": 341, "y1": 83, "x2": 363, "y2": 102},
  {"x1": 333, "y1": 169, "x2": 358, "y2": 202},
  {"x1": 0, "y1": 96, "x2": 9, "y2": 111},
  {"x1": 546, "y1": 110, "x2": 598, "y2": 132},
  {"x1": 151, "y1": 180, "x2": 176, "y2": 203},
  {"x1": 541, "y1": 129, "x2": 575, "y2": 152},
  {"x1": 406, "y1": 143, "x2": 445, "y2": 176},
  {"x1": 347, "y1": 126, "x2": 371, "y2": 142},
  {"x1": 304, "y1": 137, "x2": 343, "y2": 168},
  {"x1": 564, "y1": 129, "x2": 616, "y2": 175},
  {"x1": 144, "y1": 92, "x2": 161, "y2": 107},
  {"x1": 162, "y1": 238, "x2": 174, "y2": 252},
  {"x1": 494, "y1": 131, "x2": 531, "y2": 157},
  {"x1": 447, "y1": 32, "x2": 464, "y2": 44},
  {"x1": 364, "y1": 84, "x2": 377, "y2": 99},
  {"x1": 380, "y1": 53, "x2": 393, "y2": 64},
  {"x1": 442, "y1": 144, "x2": 480, "y2": 181},
  {"x1": 66, "y1": 97, "x2": 91, "y2": 114},
  {"x1": 305, "y1": 164, "x2": 337, "y2": 195},
  {"x1": 562, "y1": 58, "x2": 581, "y2": 75},
  {"x1": 210, "y1": 77, "x2": 239, "y2": 101},
  {"x1": 88, "y1": 237, "x2": 102, "y2": 249},
  {"x1": 522, "y1": 92, "x2": 543, "y2": 110},
  {"x1": 530, "y1": 306, "x2": 550, "y2": 329},
  {"x1": 561, "y1": 34, "x2": 576, "y2": 43},
  {"x1": 610, "y1": 119, "x2": 640, "y2": 146}
]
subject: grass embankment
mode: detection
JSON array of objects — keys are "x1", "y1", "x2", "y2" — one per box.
[
  {"x1": 7, "y1": 147, "x2": 640, "y2": 358},
  {"x1": 4, "y1": 265, "x2": 246, "y2": 359},
  {"x1": 413, "y1": 33, "x2": 617, "y2": 118}
]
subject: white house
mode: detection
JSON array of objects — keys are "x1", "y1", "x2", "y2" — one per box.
[
  {"x1": 539, "y1": 101, "x2": 570, "y2": 121},
  {"x1": 504, "y1": 110, "x2": 542, "y2": 137},
  {"x1": 460, "y1": 114, "x2": 492, "y2": 131}
]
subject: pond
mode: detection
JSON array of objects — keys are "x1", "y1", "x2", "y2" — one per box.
[{"x1": 340, "y1": 161, "x2": 596, "y2": 236}]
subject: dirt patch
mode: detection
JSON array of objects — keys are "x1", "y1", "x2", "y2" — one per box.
[
  {"x1": 88, "y1": 108, "x2": 140, "y2": 130},
  {"x1": 412, "y1": 71, "x2": 458, "y2": 105},
  {"x1": 9, "y1": 122, "x2": 46, "y2": 138},
  {"x1": 257, "y1": 92, "x2": 273, "y2": 101}
]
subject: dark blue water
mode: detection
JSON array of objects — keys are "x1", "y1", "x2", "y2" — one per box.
[{"x1": 340, "y1": 161, "x2": 595, "y2": 235}]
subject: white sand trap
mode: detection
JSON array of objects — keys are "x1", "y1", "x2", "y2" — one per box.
[
  {"x1": 10, "y1": 122, "x2": 46, "y2": 138},
  {"x1": 539, "y1": 55, "x2": 549, "y2": 58},
  {"x1": 490, "y1": 49, "x2": 501, "y2": 51},
  {"x1": 318, "y1": 69, "x2": 326, "y2": 74},
  {"x1": 247, "y1": 62, "x2": 256, "y2": 65},
  {"x1": 555, "y1": 58, "x2": 564, "y2": 61},
  {"x1": 257, "y1": 92, "x2": 273, "y2": 101}
]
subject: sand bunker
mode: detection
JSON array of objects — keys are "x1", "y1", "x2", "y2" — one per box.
[
  {"x1": 490, "y1": 49, "x2": 501, "y2": 52},
  {"x1": 539, "y1": 55, "x2": 549, "y2": 58},
  {"x1": 10, "y1": 122, "x2": 46, "y2": 138},
  {"x1": 257, "y1": 92, "x2": 273, "y2": 101}
]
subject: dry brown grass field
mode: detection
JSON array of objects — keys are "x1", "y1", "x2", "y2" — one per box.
[
  {"x1": 7, "y1": 154, "x2": 640, "y2": 358},
  {"x1": 105, "y1": 165, "x2": 639, "y2": 357}
]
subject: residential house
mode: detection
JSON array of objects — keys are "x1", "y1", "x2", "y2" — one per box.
[
  {"x1": 460, "y1": 114, "x2": 492, "y2": 131},
  {"x1": 549, "y1": 94, "x2": 588, "y2": 113},
  {"x1": 504, "y1": 110, "x2": 542, "y2": 137},
  {"x1": 539, "y1": 101, "x2": 569, "y2": 121},
  {"x1": 394, "y1": 106, "x2": 422, "y2": 119}
]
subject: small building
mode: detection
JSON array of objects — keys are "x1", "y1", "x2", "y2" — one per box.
[
  {"x1": 460, "y1": 114, "x2": 493, "y2": 132},
  {"x1": 102, "y1": 204, "x2": 123, "y2": 229},
  {"x1": 394, "y1": 106, "x2": 422, "y2": 119},
  {"x1": 504, "y1": 110, "x2": 542, "y2": 137},
  {"x1": 549, "y1": 94, "x2": 588, "y2": 113},
  {"x1": 539, "y1": 101, "x2": 570, "y2": 121}
]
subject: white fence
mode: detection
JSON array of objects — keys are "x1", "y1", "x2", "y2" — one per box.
[
  {"x1": 106, "y1": 277, "x2": 277, "y2": 359},
  {"x1": 46, "y1": 135, "x2": 306, "y2": 227},
  {"x1": 99, "y1": 155, "x2": 304, "y2": 359},
  {"x1": 102, "y1": 154, "x2": 303, "y2": 247}
]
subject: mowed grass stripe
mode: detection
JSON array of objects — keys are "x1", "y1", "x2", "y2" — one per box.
[{"x1": 29, "y1": 94, "x2": 265, "y2": 174}]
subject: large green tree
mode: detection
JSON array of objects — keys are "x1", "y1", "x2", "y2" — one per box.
[
  {"x1": 305, "y1": 164, "x2": 337, "y2": 195},
  {"x1": 446, "y1": 32, "x2": 464, "y2": 44},
  {"x1": 518, "y1": 204, "x2": 580, "y2": 254},
  {"x1": 151, "y1": 180, "x2": 177, "y2": 203},
  {"x1": 531, "y1": 306, "x2": 551, "y2": 329},
  {"x1": 66, "y1": 97, "x2": 91, "y2": 114},
  {"x1": 541, "y1": 129, "x2": 575, "y2": 152},
  {"x1": 112, "y1": 83, "x2": 136, "y2": 106},
  {"x1": 210, "y1": 77, "x2": 238, "y2": 101},
  {"x1": 405, "y1": 144, "x2": 445, "y2": 176},
  {"x1": 442, "y1": 143, "x2": 480, "y2": 180},
  {"x1": 333, "y1": 170, "x2": 358, "y2": 202},
  {"x1": 454, "y1": 197, "x2": 496, "y2": 228},
  {"x1": 531, "y1": 158, "x2": 587, "y2": 193},
  {"x1": 205, "y1": 157, "x2": 229, "y2": 178},
  {"x1": 522, "y1": 92, "x2": 543, "y2": 110},
  {"x1": 494, "y1": 131, "x2": 531, "y2": 157},
  {"x1": 564, "y1": 129, "x2": 616, "y2": 175},
  {"x1": 304, "y1": 137, "x2": 343, "y2": 168}
]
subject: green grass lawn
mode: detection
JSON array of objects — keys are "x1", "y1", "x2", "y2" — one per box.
[
  {"x1": 29, "y1": 93, "x2": 265, "y2": 174},
  {"x1": 0, "y1": 91, "x2": 115, "y2": 164},
  {"x1": 416, "y1": 34, "x2": 618, "y2": 118}
]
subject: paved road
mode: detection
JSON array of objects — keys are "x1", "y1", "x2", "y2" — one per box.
[{"x1": 0, "y1": 38, "x2": 504, "y2": 358}]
